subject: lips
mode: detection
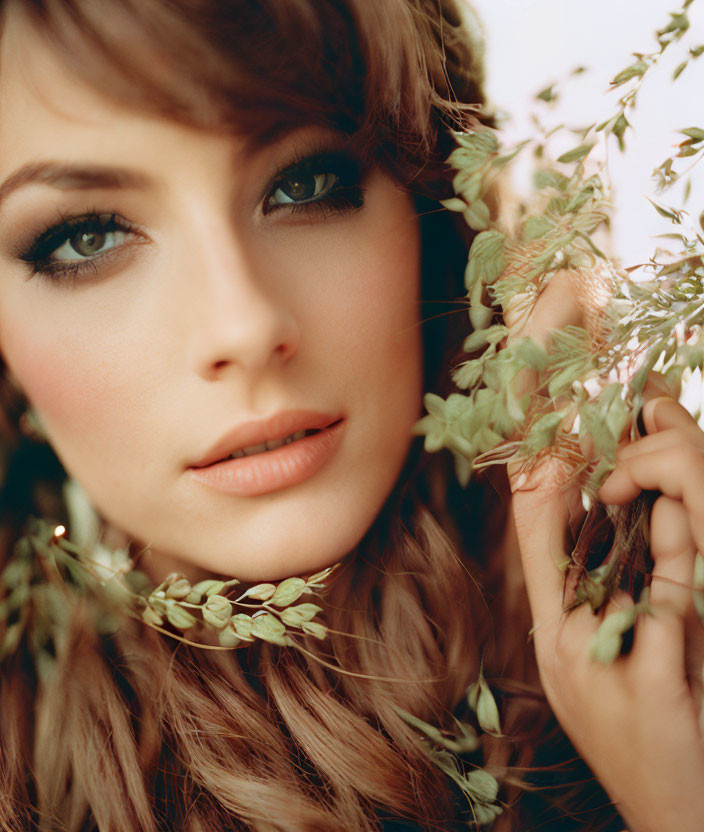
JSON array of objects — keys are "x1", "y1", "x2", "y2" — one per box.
[
  {"x1": 189, "y1": 410, "x2": 343, "y2": 469},
  {"x1": 187, "y1": 410, "x2": 346, "y2": 500}
]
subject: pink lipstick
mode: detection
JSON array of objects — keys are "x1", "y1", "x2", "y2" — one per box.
[{"x1": 188, "y1": 411, "x2": 345, "y2": 497}]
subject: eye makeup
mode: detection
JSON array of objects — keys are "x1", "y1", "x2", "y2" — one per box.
[
  {"x1": 17, "y1": 212, "x2": 143, "y2": 284},
  {"x1": 262, "y1": 149, "x2": 367, "y2": 218},
  {"x1": 13, "y1": 142, "x2": 369, "y2": 286}
]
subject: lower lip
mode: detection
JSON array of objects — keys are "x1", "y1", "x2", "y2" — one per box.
[{"x1": 188, "y1": 419, "x2": 345, "y2": 497}]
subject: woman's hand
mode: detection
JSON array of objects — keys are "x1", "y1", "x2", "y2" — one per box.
[{"x1": 510, "y1": 388, "x2": 704, "y2": 831}]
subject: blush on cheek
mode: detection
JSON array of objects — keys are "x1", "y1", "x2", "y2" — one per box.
[{"x1": 3, "y1": 333, "x2": 119, "y2": 439}]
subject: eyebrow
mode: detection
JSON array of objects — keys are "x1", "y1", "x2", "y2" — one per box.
[{"x1": 0, "y1": 162, "x2": 154, "y2": 209}]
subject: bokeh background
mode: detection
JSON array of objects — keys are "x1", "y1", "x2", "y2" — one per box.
[{"x1": 471, "y1": 0, "x2": 702, "y2": 266}]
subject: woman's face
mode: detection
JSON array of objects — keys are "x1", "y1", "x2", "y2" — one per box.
[{"x1": 0, "y1": 11, "x2": 423, "y2": 581}]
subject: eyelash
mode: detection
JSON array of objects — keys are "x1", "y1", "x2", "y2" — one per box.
[{"x1": 19, "y1": 149, "x2": 367, "y2": 285}]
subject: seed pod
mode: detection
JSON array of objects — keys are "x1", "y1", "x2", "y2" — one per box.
[
  {"x1": 166, "y1": 605, "x2": 198, "y2": 631},
  {"x1": 165, "y1": 578, "x2": 192, "y2": 599},
  {"x1": 251, "y1": 613, "x2": 288, "y2": 645},
  {"x1": 280, "y1": 603, "x2": 323, "y2": 626},
  {"x1": 202, "y1": 595, "x2": 232, "y2": 629},
  {"x1": 246, "y1": 583, "x2": 276, "y2": 601},
  {"x1": 186, "y1": 579, "x2": 226, "y2": 604},
  {"x1": 218, "y1": 625, "x2": 242, "y2": 648},
  {"x1": 232, "y1": 614, "x2": 254, "y2": 640},
  {"x1": 270, "y1": 578, "x2": 306, "y2": 607}
]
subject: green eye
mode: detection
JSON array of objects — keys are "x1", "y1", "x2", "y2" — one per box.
[
  {"x1": 51, "y1": 227, "x2": 127, "y2": 262},
  {"x1": 262, "y1": 150, "x2": 365, "y2": 217},
  {"x1": 272, "y1": 172, "x2": 340, "y2": 205}
]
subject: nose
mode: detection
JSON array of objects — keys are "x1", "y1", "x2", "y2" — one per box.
[{"x1": 177, "y1": 219, "x2": 301, "y2": 382}]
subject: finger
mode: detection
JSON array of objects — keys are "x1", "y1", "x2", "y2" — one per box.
[
  {"x1": 648, "y1": 495, "x2": 697, "y2": 614},
  {"x1": 597, "y1": 444, "x2": 704, "y2": 555},
  {"x1": 631, "y1": 496, "x2": 694, "y2": 671},
  {"x1": 616, "y1": 428, "x2": 704, "y2": 463},
  {"x1": 642, "y1": 396, "x2": 701, "y2": 437},
  {"x1": 510, "y1": 457, "x2": 575, "y2": 624}
]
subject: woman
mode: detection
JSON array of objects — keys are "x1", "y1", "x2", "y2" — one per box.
[{"x1": 0, "y1": 0, "x2": 702, "y2": 830}]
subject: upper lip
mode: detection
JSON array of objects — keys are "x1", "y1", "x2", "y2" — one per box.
[{"x1": 189, "y1": 410, "x2": 342, "y2": 468}]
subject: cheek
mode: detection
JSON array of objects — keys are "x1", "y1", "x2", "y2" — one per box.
[
  {"x1": 293, "y1": 203, "x2": 421, "y2": 366},
  {"x1": 0, "y1": 305, "x2": 141, "y2": 448}
]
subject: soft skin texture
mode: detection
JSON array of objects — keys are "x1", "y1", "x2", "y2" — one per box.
[{"x1": 0, "y1": 11, "x2": 423, "y2": 581}]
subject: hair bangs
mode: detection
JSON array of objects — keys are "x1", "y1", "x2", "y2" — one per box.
[{"x1": 13, "y1": 0, "x2": 487, "y2": 195}]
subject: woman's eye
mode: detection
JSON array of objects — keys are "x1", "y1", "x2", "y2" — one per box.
[
  {"x1": 52, "y1": 227, "x2": 128, "y2": 262},
  {"x1": 270, "y1": 172, "x2": 340, "y2": 207},
  {"x1": 19, "y1": 212, "x2": 140, "y2": 283},
  {"x1": 263, "y1": 151, "x2": 366, "y2": 217}
]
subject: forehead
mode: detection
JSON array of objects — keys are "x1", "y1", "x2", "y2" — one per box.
[{"x1": 0, "y1": 8, "x2": 343, "y2": 185}]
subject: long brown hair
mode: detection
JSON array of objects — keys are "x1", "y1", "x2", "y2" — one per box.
[
  {"x1": 0, "y1": 2, "x2": 495, "y2": 829},
  {"x1": 0, "y1": 2, "x2": 619, "y2": 831}
]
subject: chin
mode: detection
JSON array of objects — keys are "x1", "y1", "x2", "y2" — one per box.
[{"x1": 140, "y1": 512, "x2": 371, "y2": 584}]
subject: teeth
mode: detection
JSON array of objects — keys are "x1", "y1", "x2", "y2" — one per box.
[
  {"x1": 241, "y1": 442, "x2": 267, "y2": 455},
  {"x1": 227, "y1": 428, "x2": 317, "y2": 460}
]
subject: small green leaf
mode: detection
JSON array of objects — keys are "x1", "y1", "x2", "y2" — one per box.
[
  {"x1": 165, "y1": 578, "x2": 192, "y2": 599},
  {"x1": 246, "y1": 583, "x2": 276, "y2": 601},
  {"x1": 141, "y1": 606, "x2": 164, "y2": 627},
  {"x1": 522, "y1": 215, "x2": 551, "y2": 240},
  {"x1": 454, "y1": 170, "x2": 482, "y2": 202},
  {"x1": 301, "y1": 620, "x2": 327, "y2": 639},
  {"x1": 232, "y1": 613, "x2": 255, "y2": 640},
  {"x1": 251, "y1": 612, "x2": 288, "y2": 645},
  {"x1": 270, "y1": 577, "x2": 307, "y2": 607},
  {"x1": 681, "y1": 127, "x2": 704, "y2": 141},
  {"x1": 186, "y1": 579, "x2": 226, "y2": 604},
  {"x1": 678, "y1": 145, "x2": 700, "y2": 158},
  {"x1": 467, "y1": 674, "x2": 502, "y2": 736},
  {"x1": 452, "y1": 359, "x2": 483, "y2": 390},
  {"x1": 462, "y1": 325, "x2": 506, "y2": 354},
  {"x1": 610, "y1": 60, "x2": 647, "y2": 86},
  {"x1": 465, "y1": 230, "x2": 505, "y2": 289},
  {"x1": 166, "y1": 605, "x2": 198, "y2": 631},
  {"x1": 280, "y1": 603, "x2": 323, "y2": 626},
  {"x1": 673, "y1": 60, "x2": 688, "y2": 80},
  {"x1": 589, "y1": 607, "x2": 637, "y2": 664},
  {"x1": 512, "y1": 337, "x2": 548, "y2": 370},
  {"x1": 202, "y1": 595, "x2": 233, "y2": 629},
  {"x1": 440, "y1": 197, "x2": 466, "y2": 213},
  {"x1": 533, "y1": 169, "x2": 568, "y2": 191},
  {"x1": 218, "y1": 627, "x2": 242, "y2": 648},
  {"x1": 466, "y1": 769, "x2": 500, "y2": 804},
  {"x1": 463, "y1": 199, "x2": 490, "y2": 231},
  {"x1": 469, "y1": 303, "x2": 493, "y2": 332},
  {"x1": 524, "y1": 411, "x2": 564, "y2": 453},
  {"x1": 557, "y1": 143, "x2": 594, "y2": 164},
  {"x1": 472, "y1": 801, "x2": 503, "y2": 825},
  {"x1": 536, "y1": 83, "x2": 557, "y2": 102},
  {"x1": 476, "y1": 681, "x2": 502, "y2": 736}
]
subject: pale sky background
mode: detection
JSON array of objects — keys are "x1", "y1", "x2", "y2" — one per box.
[{"x1": 470, "y1": 0, "x2": 702, "y2": 267}]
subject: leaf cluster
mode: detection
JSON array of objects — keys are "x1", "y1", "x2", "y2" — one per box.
[
  {"x1": 396, "y1": 667, "x2": 504, "y2": 826},
  {"x1": 0, "y1": 519, "x2": 337, "y2": 668},
  {"x1": 414, "y1": 0, "x2": 704, "y2": 621}
]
